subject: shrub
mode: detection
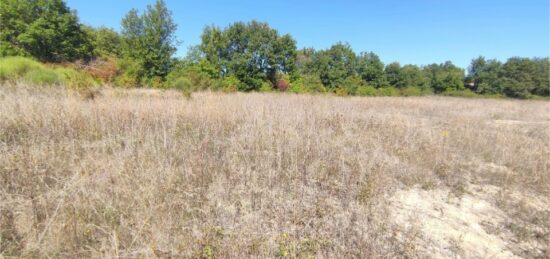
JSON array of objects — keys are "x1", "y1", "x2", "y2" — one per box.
[
  {"x1": 276, "y1": 79, "x2": 289, "y2": 92},
  {"x1": 341, "y1": 76, "x2": 363, "y2": 95},
  {"x1": 0, "y1": 56, "x2": 43, "y2": 81},
  {"x1": 169, "y1": 77, "x2": 193, "y2": 91},
  {"x1": 289, "y1": 82, "x2": 305, "y2": 93},
  {"x1": 376, "y1": 87, "x2": 400, "y2": 96},
  {"x1": 55, "y1": 68, "x2": 97, "y2": 88},
  {"x1": 400, "y1": 86, "x2": 423, "y2": 96},
  {"x1": 334, "y1": 88, "x2": 349, "y2": 96},
  {"x1": 114, "y1": 58, "x2": 143, "y2": 87},
  {"x1": 79, "y1": 57, "x2": 120, "y2": 83},
  {"x1": 260, "y1": 81, "x2": 273, "y2": 92},
  {"x1": 442, "y1": 89, "x2": 478, "y2": 98},
  {"x1": 212, "y1": 76, "x2": 240, "y2": 92},
  {"x1": 356, "y1": 85, "x2": 377, "y2": 96},
  {"x1": 291, "y1": 75, "x2": 326, "y2": 93},
  {"x1": 23, "y1": 69, "x2": 61, "y2": 85}
]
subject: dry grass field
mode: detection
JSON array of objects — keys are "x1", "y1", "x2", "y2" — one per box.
[{"x1": 1, "y1": 83, "x2": 549, "y2": 258}]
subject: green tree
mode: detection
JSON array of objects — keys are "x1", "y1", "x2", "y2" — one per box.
[
  {"x1": 530, "y1": 57, "x2": 549, "y2": 96},
  {"x1": 0, "y1": 0, "x2": 92, "y2": 62},
  {"x1": 84, "y1": 26, "x2": 122, "y2": 57},
  {"x1": 356, "y1": 52, "x2": 386, "y2": 87},
  {"x1": 498, "y1": 57, "x2": 541, "y2": 98},
  {"x1": 400, "y1": 64, "x2": 427, "y2": 89},
  {"x1": 424, "y1": 61, "x2": 464, "y2": 93},
  {"x1": 121, "y1": 0, "x2": 177, "y2": 84},
  {"x1": 385, "y1": 62, "x2": 402, "y2": 87},
  {"x1": 309, "y1": 42, "x2": 357, "y2": 89},
  {"x1": 200, "y1": 21, "x2": 297, "y2": 91},
  {"x1": 466, "y1": 56, "x2": 502, "y2": 94}
]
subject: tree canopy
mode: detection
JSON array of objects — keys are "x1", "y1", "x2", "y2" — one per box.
[
  {"x1": 0, "y1": 0, "x2": 548, "y2": 98},
  {"x1": 200, "y1": 21, "x2": 297, "y2": 91},
  {"x1": 0, "y1": 0, "x2": 92, "y2": 62},
  {"x1": 121, "y1": 0, "x2": 178, "y2": 83}
]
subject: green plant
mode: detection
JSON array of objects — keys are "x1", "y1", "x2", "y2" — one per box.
[
  {"x1": 0, "y1": 56, "x2": 43, "y2": 81},
  {"x1": 23, "y1": 69, "x2": 61, "y2": 85},
  {"x1": 170, "y1": 77, "x2": 192, "y2": 91},
  {"x1": 400, "y1": 86, "x2": 423, "y2": 96},
  {"x1": 260, "y1": 81, "x2": 273, "y2": 92},
  {"x1": 356, "y1": 85, "x2": 377, "y2": 96},
  {"x1": 55, "y1": 68, "x2": 97, "y2": 88},
  {"x1": 213, "y1": 76, "x2": 240, "y2": 92},
  {"x1": 376, "y1": 87, "x2": 400, "y2": 96},
  {"x1": 442, "y1": 89, "x2": 478, "y2": 98}
]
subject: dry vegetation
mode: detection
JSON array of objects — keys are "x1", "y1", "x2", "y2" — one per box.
[{"x1": 1, "y1": 83, "x2": 549, "y2": 258}]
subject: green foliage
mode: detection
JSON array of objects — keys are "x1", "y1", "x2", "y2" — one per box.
[
  {"x1": 308, "y1": 42, "x2": 357, "y2": 89},
  {"x1": 356, "y1": 85, "x2": 402, "y2": 96},
  {"x1": 376, "y1": 87, "x2": 400, "y2": 96},
  {"x1": 165, "y1": 63, "x2": 213, "y2": 91},
  {"x1": 340, "y1": 75, "x2": 364, "y2": 95},
  {"x1": 121, "y1": 0, "x2": 178, "y2": 83},
  {"x1": 114, "y1": 58, "x2": 143, "y2": 87},
  {"x1": 0, "y1": 0, "x2": 92, "y2": 62},
  {"x1": 466, "y1": 56, "x2": 503, "y2": 94},
  {"x1": 169, "y1": 77, "x2": 192, "y2": 91},
  {"x1": 356, "y1": 52, "x2": 387, "y2": 87},
  {"x1": 0, "y1": 56, "x2": 43, "y2": 81},
  {"x1": 442, "y1": 88, "x2": 478, "y2": 98},
  {"x1": 55, "y1": 67, "x2": 96, "y2": 88},
  {"x1": 401, "y1": 65, "x2": 427, "y2": 88},
  {"x1": 84, "y1": 26, "x2": 122, "y2": 58},
  {"x1": 23, "y1": 69, "x2": 62, "y2": 85},
  {"x1": 498, "y1": 57, "x2": 549, "y2": 98},
  {"x1": 0, "y1": 56, "x2": 61, "y2": 85},
  {"x1": 260, "y1": 81, "x2": 273, "y2": 92},
  {"x1": 385, "y1": 62, "x2": 402, "y2": 87},
  {"x1": 356, "y1": 85, "x2": 378, "y2": 96},
  {"x1": 290, "y1": 74, "x2": 326, "y2": 93},
  {"x1": 1, "y1": 0, "x2": 547, "y2": 98},
  {"x1": 424, "y1": 61, "x2": 465, "y2": 93},
  {"x1": 200, "y1": 21, "x2": 297, "y2": 91},
  {"x1": 0, "y1": 56, "x2": 96, "y2": 87},
  {"x1": 400, "y1": 86, "x2": 424, "y2": 96},
  {"x1": 213, "y1": 76, "x2": 240, "y2": 92}
]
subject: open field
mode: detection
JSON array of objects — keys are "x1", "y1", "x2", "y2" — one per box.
[{"x1": 1, "y1": 84, "x2": 549, "y2": 258}]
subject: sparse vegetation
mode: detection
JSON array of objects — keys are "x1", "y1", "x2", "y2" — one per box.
[{"x1": 1, "y1": 83, "x2": 548, "y2": 257}]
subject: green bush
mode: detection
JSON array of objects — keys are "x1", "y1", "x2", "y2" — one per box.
[
  {"x1": 442, "y1": 89, "x2": 478, "y2": 98},
  {"x1": 356, "y1": 85, "x2": 378, "y2": 96},
  {"x1": 0, "y1": 56, "x2": 99, "y2": 87},
  {"x1": 212, "y1": 76, "x2": 240, "y2": 92},
  {"x1": 400, "y1": 86, "x2": 424, "y2": 96},
  {"x1": 114, "y1": 58, "x2": 143, "y2": 87},
  {"x1": 0, "y1": 56, "x2": 43, "y2": 81},
  {"x1": 291, "y1": 75, "x2": 326, "y2": 93},
  {"x1": 334, "y1": 88, "x2": 349, "y2": 96},
  {"x1": 376, "y1": 87, "x2": 400, "y2": 96},
  {"x1": 169, "y1": 77, "x2": 193, "y2": 91},
  {"x1": 289, "y1": 83, "x2": 304, "y2": 93},
  {"x1": 23, "y1": 69, "x2": 62, "y2": 85},
  {"x1": 260, "y1": 81, "x2": 273, "y2": 92},
  {"x1": 55, "y1": 68, "x2": 97, "y2": 88},
  {"x1": 340, "y1": 76, "x2": 363, "y2": 95}
]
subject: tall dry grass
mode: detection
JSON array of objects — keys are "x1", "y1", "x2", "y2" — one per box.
[{"x1": 0, "y1": 83, "x2": 549, "y2": 257}]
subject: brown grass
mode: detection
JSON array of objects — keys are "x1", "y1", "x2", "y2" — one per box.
[{"x1": 1, "y1": 83, "x2": 549, "y2": 257}]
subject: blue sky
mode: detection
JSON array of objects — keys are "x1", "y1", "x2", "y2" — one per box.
[{"x1": 66, "y1": 0, "x2": 549, "y2": 68}]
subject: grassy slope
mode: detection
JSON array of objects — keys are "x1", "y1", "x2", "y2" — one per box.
[{"x1": 0, "y1": 84, "x2": 549, "y2": 257}]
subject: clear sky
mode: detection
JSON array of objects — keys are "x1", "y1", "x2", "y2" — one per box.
[{"x1": 66, "y1": 0, "x2": 549, "y2": 68}]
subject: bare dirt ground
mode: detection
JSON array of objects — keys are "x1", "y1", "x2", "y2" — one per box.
[{"x1": 1, "y1": 84, "x2": 549, "y2": 258}]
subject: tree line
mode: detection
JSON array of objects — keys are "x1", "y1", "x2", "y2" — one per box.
[{"x1": 1, "y1": 0, "x2": 548, "y2": 98}]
